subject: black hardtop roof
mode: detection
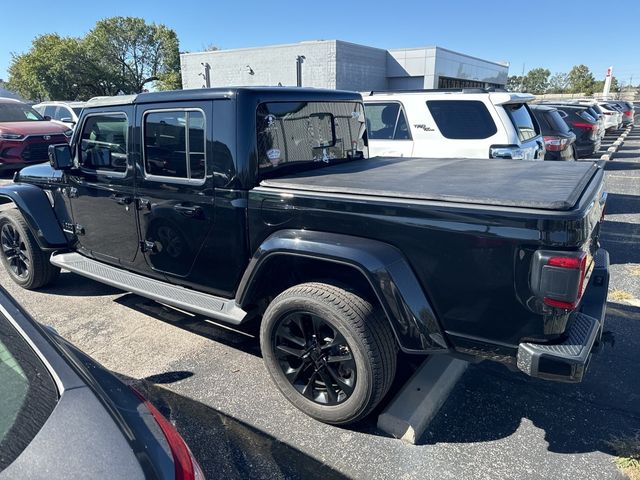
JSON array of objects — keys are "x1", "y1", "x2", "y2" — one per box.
[{"x1": 84, "y1": 87, "x2": 363, "y2": 109}]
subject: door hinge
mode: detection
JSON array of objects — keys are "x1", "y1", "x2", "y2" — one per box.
[
  {"x1": 62, "y1": 222, "x2": 85, "y2": 235},
  {"x1": 62, "y1": 187, "x2": 78, "y2": 198},
  {"x1": 140, "y1": 240, "x2": 159, "y2": 253}
]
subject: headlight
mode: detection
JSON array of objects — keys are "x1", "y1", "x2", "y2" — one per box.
[
  {"x1": 0, "y1": 133, "x2": 24, "y2": 140},
  {"x1": 63, "y1": 129, "x2": 73, "y2": 138}
]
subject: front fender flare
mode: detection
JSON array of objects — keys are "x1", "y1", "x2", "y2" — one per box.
[
  {"x1": 237, "y1": 230, "x2": 448, "y2": 354},
  {"x1": 0, "y1": 183, "x2": 68, "y2": 249}
]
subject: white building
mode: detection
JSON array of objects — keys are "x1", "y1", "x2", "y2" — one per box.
[{"x1": 180, "y1": 40, "x2": 509, "y2": 92}]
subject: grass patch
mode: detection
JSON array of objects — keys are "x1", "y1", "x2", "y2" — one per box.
[
  {"x1": 608, "y1": 434, "x2": 640, "y2": 480},
  {"x1": 610, "y1": 289, "x2": 635, "y2": 302}
]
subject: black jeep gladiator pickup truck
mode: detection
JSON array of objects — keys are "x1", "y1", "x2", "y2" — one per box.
[{"x1": 0, "y1": 87, "x2": 609, "y2": 425}]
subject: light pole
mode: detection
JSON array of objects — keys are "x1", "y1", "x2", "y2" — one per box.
[
  {"x1": 296, "y1": 55, "x2": 306, "y2": 87},
  {"x1": 200, "y1": 62, "x2": 211, "y2": 88}
]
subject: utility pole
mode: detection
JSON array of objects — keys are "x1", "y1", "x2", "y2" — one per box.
[{"x1": 296, "y1": 56, "x2": 306, "y2": 87}]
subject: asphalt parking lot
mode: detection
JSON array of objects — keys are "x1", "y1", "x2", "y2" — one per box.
[{"x1": 0, "y1": 124, "x2": 638, "y2": 480}]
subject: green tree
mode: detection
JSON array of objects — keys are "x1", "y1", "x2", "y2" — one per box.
[
  {"x1": 567, "y1": 65, "x2": 596, "y2": 95},
  {"x1": 547, "y1": 72, "x2": 569, "y2": 94},
  {"x1": 506, "y1": 75, "x2": 523, "y2": 92},
  {"x1": 522, "y1": 68, "x2": 550, "y2": 94},
  {"x1": 85, "y1": 17, "x2": 182, "y2": 93},
  {"x1": 7, "y1": 17, "x2": 182, "y2": 101}
]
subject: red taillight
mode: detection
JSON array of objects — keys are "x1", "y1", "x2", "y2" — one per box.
[
  {"x1": 131, "y1": 389, "x2": 205, "y2": 480},
  {"x1": 543, "y1": 253, "x2": 588, "y2": 309},
  {"x1": 624, "y1": 111, "x2": 633, "y2": 117},
  {"x1": 543, "y1": 136, "x2": 569, "y2": 151},
  {"x1": 572, "y1": 122, "x2": 597, "y2": 130}
]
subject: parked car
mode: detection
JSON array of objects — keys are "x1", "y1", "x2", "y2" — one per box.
[
  {"x1": 601, "y1": 100, "x2": 634, "y2": 126},
  {"x1": 0, "y1": 87, "x2": 609, "y2": 425},
  {"x1": 0, "y1": 98, "x2": 72, "y2": 172},
  {"x1": 0, "y1": 284, "x2": 204, "y2": 479},
  {"x1": 596, "y1": 102, "x2": 623, "y2": 131},
  {"x1": 529, "y1": 105, "x2": 576, "y2": 160},
  {"x1": 363, "y1": 88, "x2": 545, "y2": 160},
  {"x1": 33, "y1": 101, "x2": 85, "y2": 129},
  {"x1": 540, "y1": 104, "x2": 603, "y2": 158}
]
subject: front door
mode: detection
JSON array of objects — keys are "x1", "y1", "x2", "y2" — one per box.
[
  {"x1": 134, "y1": 102, "x2": 215, "y2": 282},
  {"x1": 67, "y1": 108, "x2": 139, "y2": 265}
]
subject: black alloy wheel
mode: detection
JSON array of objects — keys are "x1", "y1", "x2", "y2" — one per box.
[
  {"x1": 273, "y1": 311, "x2": 356, "y2": 405},
  {"x1": 1, "y1": 223, "x2": 30, "y2": 279},
  {"x1": 0, "y1": 209, "x2": 60, "y2": 289},
  {"x1": 261, "y1": 282, "x2": 397, "y2": 425}
]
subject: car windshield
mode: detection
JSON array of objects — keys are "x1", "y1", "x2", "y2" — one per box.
[
  {"x1": 0, "y1": 312, "x2": 57, "y2": 470},
  {"x1": 0, "y1": 103, "x2": 44, "y2": 122},
  {"x1": 257, "y1": 101, "x2": 367, "y2": 176},
  {"x1": 72, "y1": 107, "x2": 83, "y2": 115}
]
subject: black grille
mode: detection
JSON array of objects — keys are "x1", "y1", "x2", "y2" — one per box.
[{"x1": 21, "y1": 136, "x2": 66, "y2": 162}]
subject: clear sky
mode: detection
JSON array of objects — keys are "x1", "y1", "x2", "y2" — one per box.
[{"x1": 2, "y1": 0, "x2": 639, "y2": 85}]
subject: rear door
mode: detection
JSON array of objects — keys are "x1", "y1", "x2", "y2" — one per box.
[
  {"x1": 364, "y1": 102, "x2": 414, "y2": 157},
  {"x1": 134, "y1": 101, "x2": 216, "y2": 282}
]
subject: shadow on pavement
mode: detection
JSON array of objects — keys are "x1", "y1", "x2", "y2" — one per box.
[
  {"x1": 422, "y1": 302, "x2": 640, "y2": 456},
  {"x1": 604, "y1": 158, "x2": 640, "y2": 168},
  {"x1": 603, "y1": 193, "x2": 640, "y2": 216},
  {"x1": 38, "y1": 271, "x2": 122, "y2": 297},
  {"x1": 126, "y1": 377, "x2": 348, "y2": 480},
  {"x1": 115, "y1": 293, "x2": 263, "y2": 358},
  {"x1": 600, "y1": 220, "x2": 640, "y2": 265}
]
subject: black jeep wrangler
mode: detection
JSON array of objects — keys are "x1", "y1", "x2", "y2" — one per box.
[{"x1": 0, "y1": 87, "x2": 609, "y2": 424}]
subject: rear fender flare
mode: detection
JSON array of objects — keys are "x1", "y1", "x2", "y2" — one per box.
[
  {"x1": 0, "y1": 183, "x2": 68, "y2": 249},
  {"x1": 237, "y1": 229, "x2": 448, "y2": 354}
]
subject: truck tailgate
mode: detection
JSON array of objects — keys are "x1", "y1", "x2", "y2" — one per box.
[{"x1": 261, "y1": 157, "x2": 601, "y2": 211}]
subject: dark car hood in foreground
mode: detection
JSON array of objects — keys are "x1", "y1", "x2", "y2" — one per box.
[{"x1": 261, "y1": 157, "x2": 600, "y2": 211}]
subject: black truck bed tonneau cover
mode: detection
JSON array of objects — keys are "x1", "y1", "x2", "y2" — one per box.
[{"x1": 260, "y1": 157, "x2": 600, "y2": 211}]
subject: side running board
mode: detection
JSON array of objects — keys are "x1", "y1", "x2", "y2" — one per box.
[{"x1": 50, "y1": 252, "x2": 247, "y2": 325}]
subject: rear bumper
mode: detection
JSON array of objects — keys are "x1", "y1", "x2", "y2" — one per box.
[{"x1": 516, "y1": 248, "x2": 609, "y2": 383}]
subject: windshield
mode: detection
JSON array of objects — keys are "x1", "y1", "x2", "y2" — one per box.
[
  {"x1": 0, "y1": 103, "x2": 44, "y2": 122},
  {"x1": 72, "y1": 107, "x2": 83, "y2": 115},
  {"x1": 257, "y1": 101, "x2": 366, "y2": 175}
]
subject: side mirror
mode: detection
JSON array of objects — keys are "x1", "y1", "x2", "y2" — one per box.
[
  {"x1": 48, "y1": 144, "x2": 74, "y2": 170},
  {"x1": 43, "y1": 115, "x2": 52, "y2": 121},
  {"x1": 60, "y1": 117, "x2": 76, "y2": 125}
]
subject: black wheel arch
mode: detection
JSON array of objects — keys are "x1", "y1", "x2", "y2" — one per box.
[
  {"x1": 0, "y1": 183, "x2": 68, "y2": 250},
  {"x1": 237, "y1": 229, "x2": 449, "y2": 354}
]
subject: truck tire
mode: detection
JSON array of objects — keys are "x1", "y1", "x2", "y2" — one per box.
[
  {"x1": 260, "y1": 282, "x2": 397, "y2": 424},
  {"x1": 0, "y1": 209, "x2": 60, "y2": 290}
]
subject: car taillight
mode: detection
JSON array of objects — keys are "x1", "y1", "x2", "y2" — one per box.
[
  {"x1": 131, "y1": 388, "x2": 205, "y2": 480},
  {"x1": 572, "y1": 122, "x2": 597, "y2": 130},
  {"x1": 489, "y1": 145, "x2": 539, "y2": 160},
  {"x1": 543, "y1": 253, "x2": 588, "y2": 309},
  {"x1": 531, "y1": 250, "x2": 592, "y2": 311},
  {"x1": 543, "y1": 136, "x2": 569, "y2": 151},
  {"x1": 624, "y1": 110, "x2": 632, "y2": 117}
]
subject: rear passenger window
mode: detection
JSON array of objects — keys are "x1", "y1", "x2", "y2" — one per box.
[
  {"x1": 365, "y1": 103, "x2": 411, "y2": 140},
  {"x1": 426, "y1": 100, "x2": 497, "y2": 139},
  {"x1": 504, "y1": 103, "x2": 538, "y2": 142},
  {"x1": 144, "y1": 110, "x2": 205, "y2": 181},
  {"x1": 79, "y1": 113, "x2": 128, "y2": 173}
]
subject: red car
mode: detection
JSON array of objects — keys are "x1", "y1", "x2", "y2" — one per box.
[{"x1": 0, "y1": 98, "x2": 72, "y2": 172}]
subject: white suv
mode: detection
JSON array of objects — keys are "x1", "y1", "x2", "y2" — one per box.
[
  {"x1": 32, "y1": 101, "x2": 86, "y2": 129},
  {"x1": 363, "y1": 89, "x2": 545, "y2": 160}
]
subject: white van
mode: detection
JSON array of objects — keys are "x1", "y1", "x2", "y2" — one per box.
[{"x1": 363, "y1": 89, "x2": 545, "y2": 160}]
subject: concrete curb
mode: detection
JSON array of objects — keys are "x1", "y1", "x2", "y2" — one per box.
[
  {"x1": 377, "y1": 356, "x2": 468, "y2": 444},
  {"x1": 600, "y1": 126, "x2": 633, "y2": 161}
]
